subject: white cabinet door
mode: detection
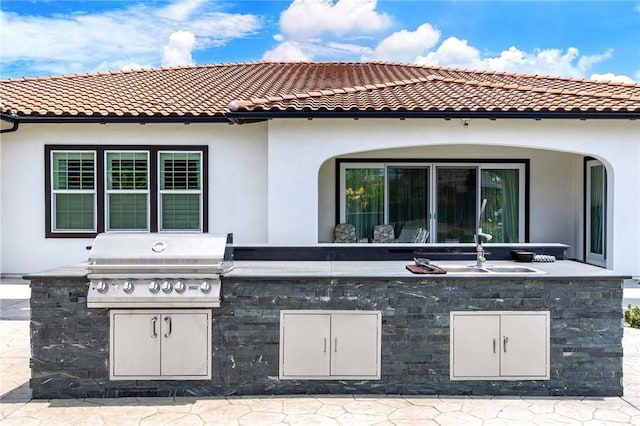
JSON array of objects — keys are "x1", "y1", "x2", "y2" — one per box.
[
  {"x1": 451, "y1": 314, "x2": 500, "y2": 378},
  {"x1": 111, "y1": 312, "x2": 161, "y2": 377},
  {"x1": 500, "y1": 314, "x2": 548, "y2": 378},
  {"x1": 331, "y1": 313, "x2": 380, "y2": 377},
  {"x1": 280, "y1": 313, "x2": 331, "y2": 377},
  {"x1": 110, "y1": 309, "x2": 211, "y2": 380},
  {"x1": 450, "y1": 311, "x2": 550, "y2": 381},
  {"x1": 161, "y1": 312, "x2": 210, "y2": 377},
  {"x1": 280, "y1": 311, "x2": 381, "y2": 380}
]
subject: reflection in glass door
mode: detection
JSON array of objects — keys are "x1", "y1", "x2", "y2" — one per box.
[
  {"x1": 388, "y1": 167, "x2": 429, "y2": 241},
  {"x1": 343, "y1": 167, "x2": 385, "y2": 241},
  {"x1": 436, "y1": 167, "x2": 477, "y2": 243},
  {"x1": 586, "y1": 160, "x2": 606, "y2": 266}
]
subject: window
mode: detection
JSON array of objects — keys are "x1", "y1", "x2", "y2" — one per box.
[
  {"x1": 106, "y1": 151, "x2": 149, "y2": 231},
  {"x1": 159, "y1": 152, "x2": 202, "y2": 231},
  {"x1": 46, "y1": 146, "x2": 208, "y2": 237},
  {"x1": 339, "y1": 160, "x2": 527, "y2": 243},
  {"x1": 51, "y1": 151, "x2": 96, "y2": 232}
]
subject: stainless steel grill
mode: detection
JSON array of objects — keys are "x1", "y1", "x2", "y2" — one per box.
[{"x1": 87, "y1": 233, "x2": 233, "y2": 308}]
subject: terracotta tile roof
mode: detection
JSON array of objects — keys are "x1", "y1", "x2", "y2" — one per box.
[{"x1": 1, "y1": 61, "x2": 639, "y2": 121}]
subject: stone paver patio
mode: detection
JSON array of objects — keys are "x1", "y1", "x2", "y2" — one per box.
[{"x1": 1, "y1": 319, "x2": 639, "y2": 425}]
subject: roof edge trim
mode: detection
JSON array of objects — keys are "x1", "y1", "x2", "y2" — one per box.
[
  {"x1": 0, "y1": 113, "x2": 232, "y2": 125},
  {"x1": 226, "y1": 110, "x2": 640, "y2": 120}
]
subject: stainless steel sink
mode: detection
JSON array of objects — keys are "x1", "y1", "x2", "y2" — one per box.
[
  {"x1": 443, "y1": 265, "x2": 490, "y2": 273},
  {"x1": 484, "y1": 265, "x2": 544, "y2": 274},
  {"x1": 441, "y1": 264, "x2": 544, "y2": 274}
]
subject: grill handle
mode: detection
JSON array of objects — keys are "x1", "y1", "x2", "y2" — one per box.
[
  {"x1": 164, "y1": 316, "x2": 172, "y2": 338},
  {"x1": 151, "y1": 317, "x2": 158, "y2": 338}
]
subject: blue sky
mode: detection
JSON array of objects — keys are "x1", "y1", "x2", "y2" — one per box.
[{"x1": 1, "y1": 0, "x2": 638, "y2": 82}]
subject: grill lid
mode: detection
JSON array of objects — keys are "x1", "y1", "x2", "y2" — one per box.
[{"x1": 88, "y1": 233, "x2": 233, "y2": 275}]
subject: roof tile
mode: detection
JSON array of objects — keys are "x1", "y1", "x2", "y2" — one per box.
[{"x1": 1, "y1": 61, "x2": 638, "y2": 120}]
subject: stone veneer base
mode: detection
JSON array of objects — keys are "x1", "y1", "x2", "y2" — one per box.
[{"x1": 29, "y1": 276, "x2": 623, "y2": 399}]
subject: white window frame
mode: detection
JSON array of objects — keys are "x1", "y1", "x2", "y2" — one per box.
[
  {"x1": 51, "y1": 150, "x2": 97, "y2": 233},
  {"x1": 158, "y1": 150, "x2": 203, "y2": 232},
  {"x1": 105, "y1": 150, "x2": 150, "y2": 232}
]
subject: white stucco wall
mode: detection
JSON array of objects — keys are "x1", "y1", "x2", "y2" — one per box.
[
  {"x1": 0, "y1": 136, "x2": 3, "y2": 274},
  {"x1": 1, "y1": 117, "x2": 638, "y2": 276},
  {"x1": 268, "y1": 118, "x2": 640, "y2": 275},
  {"x1": 0, "y1": 122, "x2": 267, "y2": 274}
]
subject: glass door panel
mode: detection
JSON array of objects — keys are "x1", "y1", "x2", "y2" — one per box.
[
  {"x1": 388, "y1": 167, "x2": 429, "y2": 241},
  {"x1": 481, "y1": 168, "x2": 521, "y2": 243},
  {"x1": 344, "y1": 167, "x2": 384, "y2": 241},
  {"x1": 586, "y1": 160, "x2": 606, "y2": 266},
  {"x1": 436, "y1": 167, "x2": 477, "y2": 243}
]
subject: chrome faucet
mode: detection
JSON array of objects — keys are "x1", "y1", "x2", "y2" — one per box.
[{"x1": 475, "y1": 199, "x2": 493, "y2": 267}]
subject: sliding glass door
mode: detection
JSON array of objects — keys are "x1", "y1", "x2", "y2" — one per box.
[{"x1": 339, "y1": 161, "x2": 526, "y2": 243}]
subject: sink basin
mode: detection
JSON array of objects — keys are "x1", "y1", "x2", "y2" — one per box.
[
  {"x1": 438, "y1": 264, "x2": 545, "y2": 274},
  {"x1": 443, "y1": 265, "x2": 490, "y2": 273},
  {"x1": 484, "y1": 265, "x2": 544, "y2": 274}
]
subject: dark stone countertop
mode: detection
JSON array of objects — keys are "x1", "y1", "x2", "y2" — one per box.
[
  {"x1": 223, "y1": 259, "x2": 630, "y2": 281},
  {"x1": 23, "y1": 259, "x2": 630, "y2": 283}
]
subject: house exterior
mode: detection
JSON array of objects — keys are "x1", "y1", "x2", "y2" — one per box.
[{"x1": 1, "y1": 62, "x2": 639, "y2": 276}]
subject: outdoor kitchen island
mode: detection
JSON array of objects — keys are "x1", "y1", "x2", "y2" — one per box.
[{"x1": 27, "y1": 254, "x2": 627, "y2": 399}]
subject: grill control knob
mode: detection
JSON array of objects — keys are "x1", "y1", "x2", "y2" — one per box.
[
  {"x1": 200, "y1": 281, "x2": 212, "y2": 294},
  {"x1": 174, "y1": 281, "x2": 185, "y2": 293},
  {"x1": 148, "y1": 281, "x2": 160, "y2": 294},
  {"x1": 123, "y1": 281, "x2": 134, "y2": 294},
  {"x1": 161, "y1": 281, "x2": 173, "y2": 293},
  {"x1": 96, "y1": 281, "x2": 108, "y2": 294}
]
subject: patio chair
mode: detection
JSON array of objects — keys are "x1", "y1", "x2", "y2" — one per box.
[
  {"x1": 372, "y1": 224, "x2": 395, "y2": 243},
  {"x1": 397, "y1": 226, "x2": 430, "y2": 243},
  {"x1": 414, "y1": 228, "x2": 429, "y2": 243},
  {"x1": 397, "y1": 226, "x2": 420, "y2": 243},
  {"x1": 334, "y1": 223, "x2": 356, "y2": 243}
]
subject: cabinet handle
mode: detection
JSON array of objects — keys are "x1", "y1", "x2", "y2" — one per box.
[
  {"x1": 335, "y1": 337, "x2": 338, "y2": 353},
  {"x1": 323, "y1": 337, "x2": 327, "y2": 353},
  {"x1": 503, "y1": 336, "x2": 509, "y2": 353},
  {"x1": 493, "y1": 338, "x2": 496, "y2": 353},
  {"x1": 151, "y1": 317, "x2": 158, "y2": 338},
  {"x1": 164, "y1": 316, "x2": 172, "y2": 338}
]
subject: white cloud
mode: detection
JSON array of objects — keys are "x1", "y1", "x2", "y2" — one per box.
[
  {"x1": 279, "y1": 0, "x2": 391, "y2": 38},
  {"x1": 0, "y1": 1, "x2": 260, "y2": 77},
  {"x1": 590, "y1": 73, "x2": 636, "y2": 84},
  {"x1": 162, "y1": 31, "x2": 196, "y2": 67},
  {"x1": 157, "y1": 0, "x2": 205, "y2": 21},
  {"x1": 364, "y1": 23, "x2": 441, "y2": 63},
  {"x1": 416, "y1": 37, "x2": 481, "y2": 68},
  {"x1": 263, "y1": 41, "x2": 312, "y2": 62},
  {"x1": 326, "y1": 41, "x2": 372, "y2": 56},
  {"x1": 266, "y1": 0, "x2": 390, "y2": 64},
  {"x1": 120, "y1": 63, "x2": 146, "y2": 71},
  {"x1": 413, "y1": 36, "x2": 626, "y2": 80}
]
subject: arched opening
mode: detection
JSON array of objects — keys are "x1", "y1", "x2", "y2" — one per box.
[{"x1": 318, "y1": 143, "x2": 615, "y2": 267}]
